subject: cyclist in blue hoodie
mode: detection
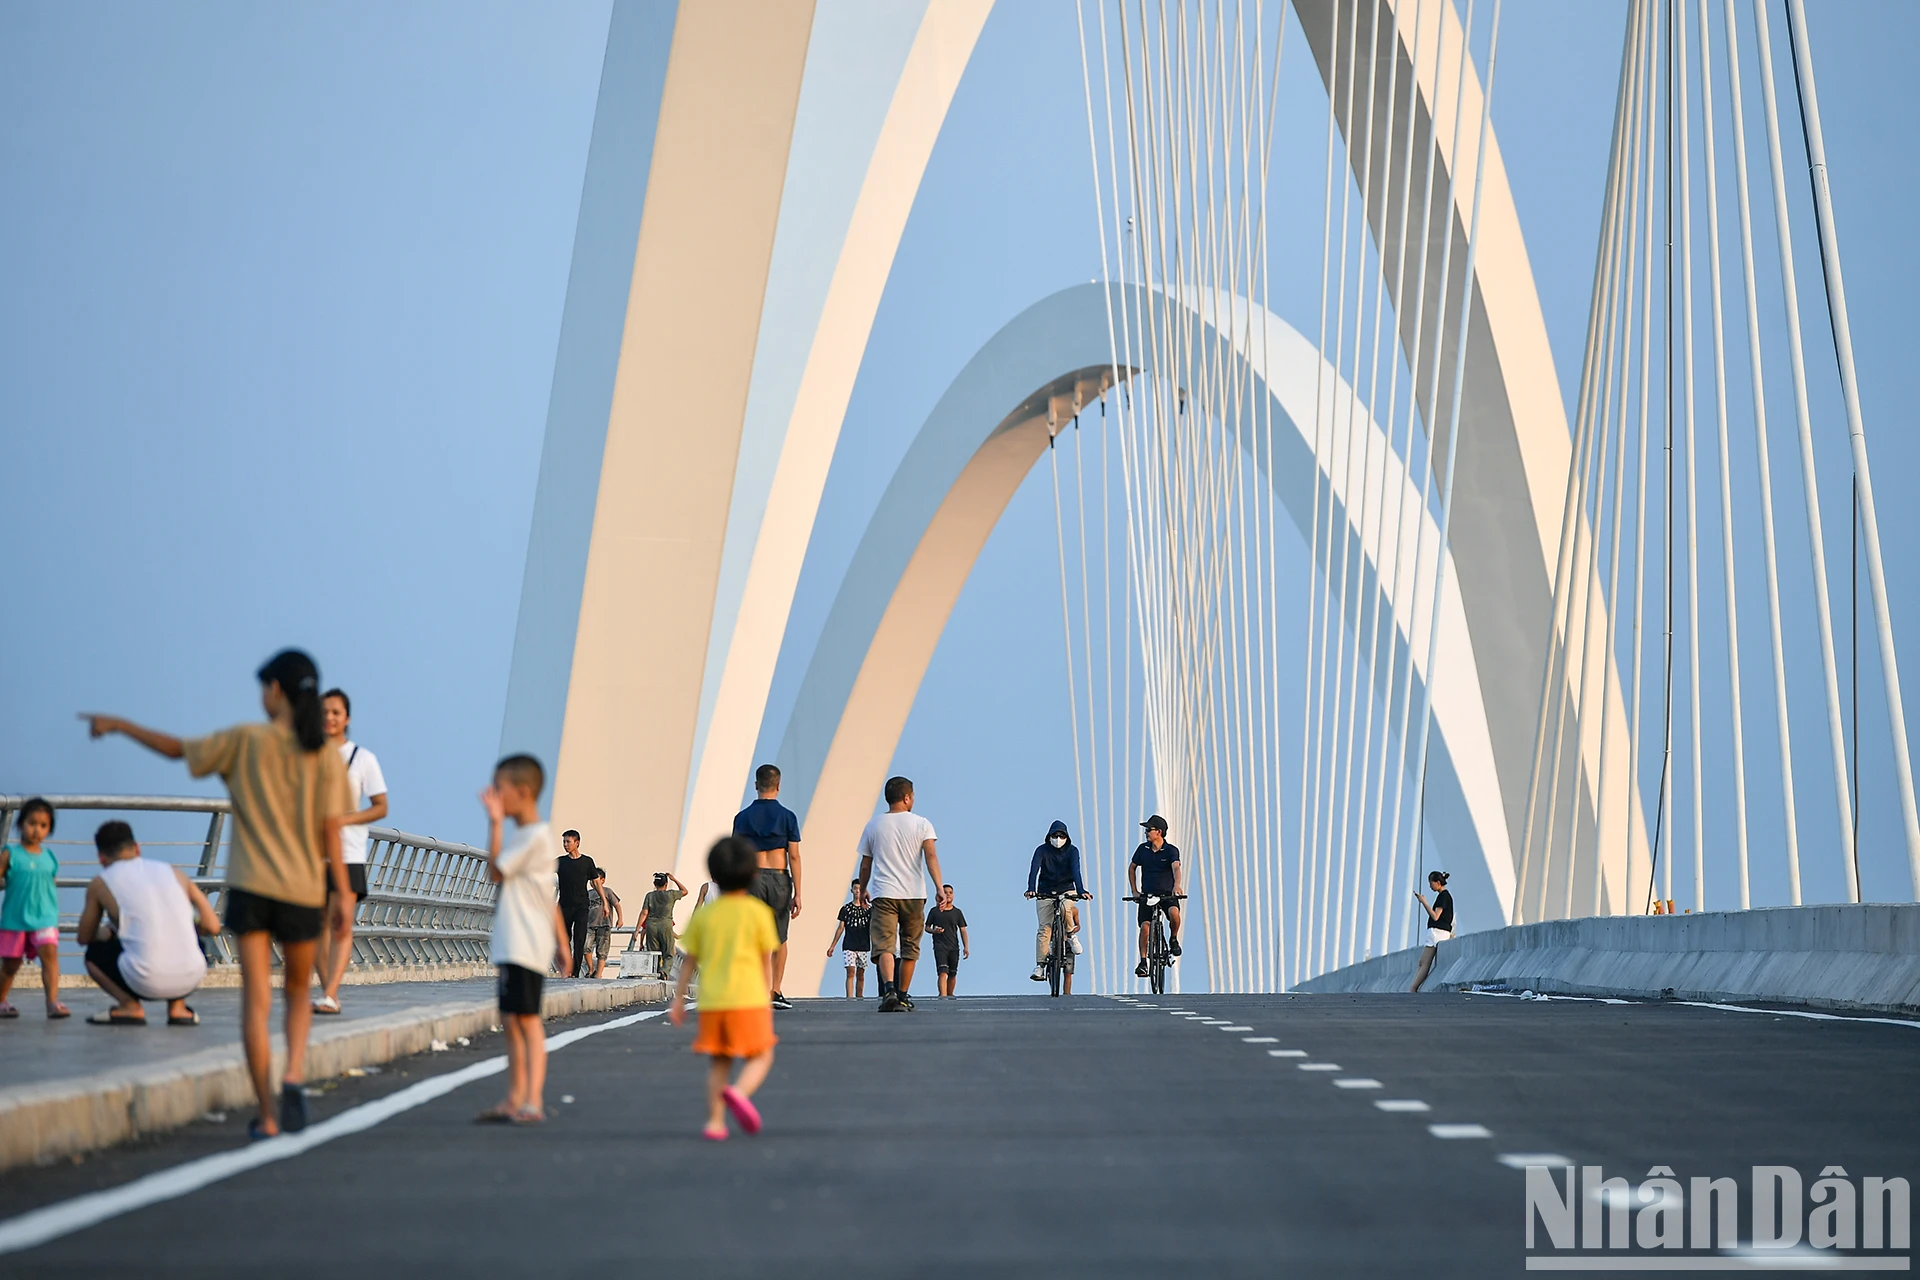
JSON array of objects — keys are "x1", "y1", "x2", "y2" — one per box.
[{"x1": 1024, "y1": 820, "x2": 1088, "y2": 984}]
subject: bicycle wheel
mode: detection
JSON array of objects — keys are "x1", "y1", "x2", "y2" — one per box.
[
  {"x1": 1150, "y1": 960, "x2": 1165, "y2": 995},
  {"x1": 1048, "y1": 930, "x2": 1064, "y2": 996}
]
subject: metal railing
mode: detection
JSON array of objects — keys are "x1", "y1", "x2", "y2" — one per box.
[{"x1": 0, "y1": 794, "x2": 495, "y2": 968}]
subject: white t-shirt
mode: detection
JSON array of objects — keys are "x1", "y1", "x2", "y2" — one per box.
[
  {"x1": 490, "y1": 820, "x2": 559, "y2": 973},
  {"x1": 101, "y1": 857, "x2": 207, "y2": 1001},
  {"x1": 856, "y1": 810, "x2": 938, "y2": 901},
  {"x1": 336, "y1": 741, "x2": 388, "y2": 865}
]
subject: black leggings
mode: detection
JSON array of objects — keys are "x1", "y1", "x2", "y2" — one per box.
[{"x1": 561, "y1": 904, "x2": 592, "y2": 977}]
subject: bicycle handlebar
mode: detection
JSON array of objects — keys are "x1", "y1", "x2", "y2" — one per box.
[
  {"x1": 1030, "y1": 890, "x2": 1092, "y2": 899},
  {"x1": 1122, "y1": 893, "x2": 1187, "y2": 903}
]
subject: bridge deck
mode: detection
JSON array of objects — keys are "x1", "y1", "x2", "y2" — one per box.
[{"x1": 1, "y1": 991, "x2": 1914, "y2": 1276}]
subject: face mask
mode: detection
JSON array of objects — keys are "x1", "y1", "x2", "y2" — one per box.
[{"x1": 1049, "y1": 835, "x2": 1067, "y2": 848}]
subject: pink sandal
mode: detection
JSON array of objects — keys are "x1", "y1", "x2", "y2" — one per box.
[
  {"x1": 702, "y1": 1125, "x2": 729, "y2": 1142},
  {"x1": 720, "y1": 1086, "x2": 761, "y2": 1135}
]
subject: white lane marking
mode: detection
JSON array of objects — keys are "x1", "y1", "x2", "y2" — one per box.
[
  {"x1": 1297, "y1": 1063, "x2": 1342, "y2": 1072},
  {"x1": 1218, "y1": 1025, "x2": 1253, "y2": 1032},
  {"x1": 1333, "y1": 1078, "x2": 1383, "y2": 1089},
  {"x1": 1429, "y1": 1123, "x2": 1492, "y2": 1139},
  {"x1": 1163, "y1": 1009, "x2": 1194, "y2": 1014},
  {"x1": 1376, "y1": 1099, "x2": 1431, "y2": 1112},
  {"x1": 1243, "y1": 1036, "x2": 1278, "y2": 1044},
  {"x1": 0, "y1": 1008, "x2": 666, "y2": 1255},
  {"x1": 1498, "y1": 1153, "x2": 1574, "y2": 1169},
  {"x1": 1195, "y1": 1018, "x2": 1232, "y2": 1025},
  {"x1": 1267, "y1": 1049, "x2": 1308, "y2": 1057},
  {"x1": 1676, "y1": 999, "x2": 1920, "y2": 1030}
]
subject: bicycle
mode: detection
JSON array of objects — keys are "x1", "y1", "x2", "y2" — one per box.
[
  {"x1": 1032, "y1": 889, "x2": 1090, "y2": 998},
  {"x1": 1124, "y1": 893, "x2": 1186, "y2": 994}
]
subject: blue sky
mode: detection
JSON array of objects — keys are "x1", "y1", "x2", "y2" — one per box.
[{"x1": 4, "y1": 2, "x2": 1917, "y2": 994}]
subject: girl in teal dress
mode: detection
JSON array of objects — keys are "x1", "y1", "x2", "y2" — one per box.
[{"x1": 0, "y1": 798, "x2": 71, "y2": 1018}]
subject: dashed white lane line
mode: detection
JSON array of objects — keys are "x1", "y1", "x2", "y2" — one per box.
[
  {"x1": 1498, "y1": 1153, "x2": 1574, "y2": 1169},
  {"x1": 1218, "y1": 1025, "x2": 1253, "y2": 1032},
  {"x1": 1243, "y1": 1036, "x2": 1277, "y2": 1044},
  {"x1": 1268, "y1": 1049, "x2": 1307, "y2": 1057},
  {"x1": 1429, "y1": 1124, "x2": 1493, "y2": 1140},
  {"x1": 0, "y1": 1008, "x2": 667, "y2": 1255},
  {"x1": 1297, "y1": 1063, "x2": 1342, "y2": 1072},
  {"x1": 1333, "y1": 1078, "x2": 1382, "y2": 1089},
  {"x1": 1375, "y1": 1099, "x2": 1431, "y2": 1113}
]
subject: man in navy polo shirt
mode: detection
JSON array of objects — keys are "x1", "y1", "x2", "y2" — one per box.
[
  {"x1": 732, "y1": 764, "x2": 801, "y2": 1009},
  {"x1": 1128, "y1": 815, "x2": 1183, "y2": 978}
]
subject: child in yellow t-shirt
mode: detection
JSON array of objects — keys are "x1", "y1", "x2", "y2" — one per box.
[{"x1": 671, "y1": 835, "x2": 780, "y2": 1141}]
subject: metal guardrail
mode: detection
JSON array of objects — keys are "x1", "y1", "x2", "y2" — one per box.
[{"x1": 0, "y1": 794, "x2": 495, "y2": 967}]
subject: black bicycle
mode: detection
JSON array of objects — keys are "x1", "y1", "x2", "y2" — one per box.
[
  {"x1": 1033, "y1": 889, "x2": 1090, "y2": 997},
  {"x1": 1125, "y1": 893, "x2": 1186, "y2": 994}
]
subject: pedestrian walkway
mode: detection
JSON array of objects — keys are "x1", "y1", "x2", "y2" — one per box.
[{"x1": 0, "y1": 976, "x2": 665, "y2": 1171}]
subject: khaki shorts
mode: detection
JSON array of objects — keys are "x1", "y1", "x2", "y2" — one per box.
[{"x1": 869, "y1": 898, "x2": 925, "y2": 961}]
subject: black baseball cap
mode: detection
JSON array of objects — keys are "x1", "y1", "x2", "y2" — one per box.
[{"x1": 1140, "y1": 815, "x2": 1168, "y2": 833}]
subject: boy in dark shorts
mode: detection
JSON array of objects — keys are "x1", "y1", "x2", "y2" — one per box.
[
  {"x1": 478, "y1": 754, "x2": 569, "y2": 1124},
  {"x1": 671, "y1": 836, "x2": 779, "y2": 1140}
]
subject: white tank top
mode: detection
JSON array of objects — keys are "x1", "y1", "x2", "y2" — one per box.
[{"x1": 102, "y1": 858, "x2": 207, "y2": 1000}]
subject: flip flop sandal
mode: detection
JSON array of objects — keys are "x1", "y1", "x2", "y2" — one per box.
[
  {"x1": 279, "y1": 1083, "x2": 309, "y2": 1134},
  {"x1": 474, "y1": 1104, "x2": 516, "y2": 1124},
  {"x1": 0, "y1": 1003, "x2": 19, "y2": 1019},
  {"x1": 721, "y1": 1086, "x2": 762, "y2": 1135},
  {"x1": 86, "y1": 1010, "x2": 147, "y2": 1026},
  {"x1": 508, "y1": 1108, "x2": 546, "y2": 1125},
  {"x1": 168, "y1": 1007, "x2": 199, "y2": 1027},
  {"x1": 247, "y1": 1120, "x2": 278, "y2": 1143},
  {"x1": 311, "y1": 996, "x2": 341, "y2": 1015},
  {"x1": 702, "y1": 1126, "x2": 729, "y2": 1142},
  {"x1": 46, "y1": 1004, "x2": 71, "y2": 1020}
]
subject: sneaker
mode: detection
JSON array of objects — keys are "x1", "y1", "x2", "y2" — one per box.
[
  {"x1": 897, "y1": 994, "x2": 915, "y2": 1011},
  {"x1": 1030, "y1": 964, "x2": 1049, "y2": 982},
  {"x1": 1169, "y1": 938, "x2": 1182, "y2": 957},
  {"x1": 878, "y1": 990, "x2": 902, "y2": 1012},
  {"x1": 770, "y1": 992, "x2": 793, "y2": 1010},
  {"x1": 1070, "y1": 933, "x2": 1084, "y2": 955},
  {"x1": 1134, "y1": 959, "x2": 1150, "y2": 978}
]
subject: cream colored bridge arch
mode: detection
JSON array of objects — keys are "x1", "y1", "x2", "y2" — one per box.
[{"x1": 502, "y1": 0, "x2": 1647, "y2": 975}]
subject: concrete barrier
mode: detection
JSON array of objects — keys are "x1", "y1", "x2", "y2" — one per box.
[
  {"x1": 0, "y1": 978, "x2": 668, "y2": 1172},
  {"x1": 1294, "y1": 903, "x2": 1920, "y2": 1015}
]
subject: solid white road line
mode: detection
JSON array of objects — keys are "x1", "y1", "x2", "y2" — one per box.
[
  {"x1": 1375, "y1": 1100, "x2": 1431, "y2": 1113},
  {"x1": 1429, "y1": 1124, "x2": 1493, "y2": 1139},
  {"x1": 0, "y1": 1008, "x2": 667, "y2": 1256}
]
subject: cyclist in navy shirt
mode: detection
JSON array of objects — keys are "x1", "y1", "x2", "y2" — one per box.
[
  {"x1": 1024, "y1": 820, "x2": 1088, "y2": 984},
  {"x1": 732, "y1": 764, "x2": 802, "y2": 1009},
  {"x1": 1128, "y1": 815, "x2": 1183, "y2": 978}
]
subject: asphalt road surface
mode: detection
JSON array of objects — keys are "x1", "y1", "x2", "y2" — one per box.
[{"x1": 1, "y1": 990, "x2": 1914, "y2": 1277}]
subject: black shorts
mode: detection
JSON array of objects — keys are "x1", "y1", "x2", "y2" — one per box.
[
  {"x1": 1137, "y1": 895, "x2": 1178, "y2": 925},
  {"x1": 84, "y1": 935, "x2": 154, "y2": 1000},
  {"x1": 934, "y1": 947, "x2": 961, "y2": 975},
  {"x1": 497, "y1": 963, "x2": 545, "y2": 1016},
  {"x1": 224, "y1": 888, "x2": 324, "y2": 943},
  {"x1": 749, "y1": 867, "x2": 793, "y2": 944},
  {"x1": 328, "y1": 864, "x2": 369, "y2": 902}
]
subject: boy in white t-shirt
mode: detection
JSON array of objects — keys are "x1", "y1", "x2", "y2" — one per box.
[
  {"x1": 478, "y1": 754, "x2": 569, "y2": 1125},
  {"x1": 313, "y1": 689, "x2": 389, "y2": 1015},
  {"x1": 854, "y1": 775, "x2": 943, "y2": 1014}
]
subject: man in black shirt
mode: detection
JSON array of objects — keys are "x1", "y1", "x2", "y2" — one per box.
[
  {"x1": 554, "y1": 829, "x2": 599, "y2": 977},
  {"x1": 1411, "y1": 870, "x2": 1455, "y2": 992},
  {"x1": 826, "y1": 880, "x2": 873, "y2": 999},
  {"x1": 1128, "y1": 815, "x2": 1183, "y2": 979},
  {"x1": 925, "y1": 884, "x2": 969, "y2": 999}
]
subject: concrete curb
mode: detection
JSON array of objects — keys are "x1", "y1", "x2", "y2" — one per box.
[
  {"x1": 0, "y1": 979, "x2": 668, "y2": 1172},
  {"x1": 51, "y1": 962, "x2": 498, "y2": 991},
  {"x1": 1294, "y1": 903, "x2": 1920, "y2": 1015}
]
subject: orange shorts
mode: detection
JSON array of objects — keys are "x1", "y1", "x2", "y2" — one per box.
[{"x1": 690, "y1": 1006, "x2": 777, "y2": 1059}]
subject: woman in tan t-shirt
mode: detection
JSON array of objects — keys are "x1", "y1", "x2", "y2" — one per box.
[{"x1": 85, "y1": 648, "x2": 351, "y2": 1141}]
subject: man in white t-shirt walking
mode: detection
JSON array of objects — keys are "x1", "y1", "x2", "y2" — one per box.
[
  {"x1": 854, "y1": 775, "x2": 943, "y2": 1013},
  {"x1": 314, "y1": 688, "x2": 389, "y2": 1015}
]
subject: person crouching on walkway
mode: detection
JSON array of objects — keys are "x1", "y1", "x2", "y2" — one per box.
[
  {"x1": 1410, "y1": 871, "x2": 1454, "y2": 993},
  {"x1": 78, "y1": 820, "x2": 219, "y2": 1026},
  {"x1": 478, "y1": 754, "x2": 569, "y2": 1124},
  {"x1": 671, "y1": 835, "x2": 778, "y2": 1141}
]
